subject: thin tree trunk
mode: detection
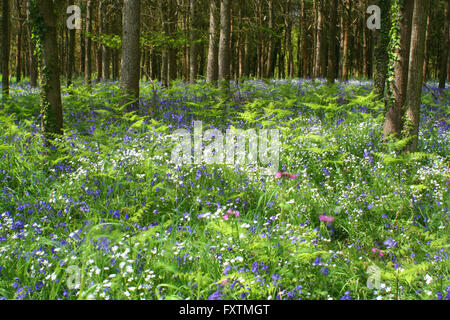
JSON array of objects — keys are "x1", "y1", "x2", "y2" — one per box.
[
  {"x1": 189, "y1": 0, "x2": 199, "y2": 82},
  {"x1": 405, "y1": 0, "x2": 429, "y2": 152},
  {"x1": 218, "y1": 0, "x2": 231, "y2": 86},
  {"x1": 85, "y1": 0, "x2": 93, "y2": 86},
  {"x1": 206, "y1": 0, "x2": 219, "y2": 83},
  {"x1": 96, "y1": 0, "x2": 103, "y2": 82},
  {"x1": 120, "y1": 0, "x2": 141, "y2": 106},
  {"x1": 438, "y1": 0, "x2": 449, "y2": 89},
  {"x1": 301, "y1": 0, "x2": 308, "y2": 78},
  {"x1": 26, "y1": 0, "x2": 37, "y2": 87},
  {"x1": 422, "y1": 8, "x2": 431, "y2": 82},
  {"x1": 1, "y1": 0, "x2": 11, "y2": 100},
  {"x1": 341, "y1": 0, "x2": 351, "y2": 80},
  {"x1": 327, "y1": 0, "x2": 338, "y2": 84}
]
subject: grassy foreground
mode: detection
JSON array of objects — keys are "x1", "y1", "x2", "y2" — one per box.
[{"x1": 0, "y1": 79, "x2": 448, "y2": 300}]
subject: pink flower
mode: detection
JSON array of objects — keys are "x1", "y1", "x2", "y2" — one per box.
[
  {"x1": 372, "y1": 248, "x2": 384, "y2": 257},
  {"x1": 224, "y1": 209, "x2": 240, "y2": 220},
  {"x1": 221, "y1": 279, "x2": 229, "y2": 286},
  {"x1": 319, "y1": 215, "x2": 334, "y2": 223},
  {"x1": 275, "y1": 172, "x2": 298, "y2": 180}
]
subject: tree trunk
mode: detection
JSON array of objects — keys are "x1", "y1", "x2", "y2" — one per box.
[
  {"x1": 341, "y1": 0, "x2": 351, "y2": 80},
  {"x1": 265, "y1": 0, "x2": 274, "y2": 78},
  {"x1": 85, "y1": 0, "x2": 93, "y2": 86},
  {"x1": 189, "y1": 0, "x2": 199, "y2": 82},
  {"x1": 26, "y1": 0, "x2": 38, "y2": 87},
  {"x1": 218, "y1": 0, "x2": 230, "y2": 86},
  {"x1": 206, "y1": 0, "x2": 219, "y2": 83},
  {"x1": 1, "y1": 0, "x2": 11, "y2": 100},
  {"x1": 438, "y1": 0, "x2": 449, "y2": 90},
  {"x1": 405, "y1": 0, "x2": 429, "y2": 152},
  {"x1": 30, "y1": 0, "x2": 64, "y2": 141},
  {"x1": 383, "y1": 0, "x2": 414, "y2": 138},
  {"x1": 422, "y1": 8, "x2": 431, "y2": 82},
  {"x1": 96, "y1": 0, "x2": 103, "y2": 82},
  {"x1": 121, "y1": 0, "x2": 141, "y2": 106},
  {"x1": 301, "y1": 0, "x2": 308, "y2": 78},
  {"x1": 373, "y1": 0, "x2": 391, "y2": 97},
  {"x1": 327, "y1": 0, "x2": 338, "y2": 84}
]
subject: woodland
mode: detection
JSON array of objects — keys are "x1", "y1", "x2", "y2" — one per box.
[{"x1": 0, "y1": 0, "x2": 448, "y2": 300}]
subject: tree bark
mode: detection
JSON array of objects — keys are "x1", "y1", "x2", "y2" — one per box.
[
  {"x1": 327, "y1": 0, "x2": 338, "y2": 84},
  {"x1": 341, "y1": 0, "x2": 351, "y2": 80},
  {"x1": 438, "y1": 0, "x2": 449, "y2": 89},
  {"x1": 383, "y1": 0, "x2": 414, "y2": 138},
  {"x1": 218, "y1": 0, "x2": 230, "y2": 86},
  {"x1": 405, "y1": 0, "x2": 429, "y2": 152},
  {"x1": 207, "y1": 0, "x2": 220, "y2": 83},
  {"x1": 121, "y1": 0, "x2": 141, "y2": 106},
  {"x1": 26, "y1": 0, "x2": 38, "y2": 87},
  {"x1": 373, "y1": 0, "x2": 391, "y2": 97},
  {"x1": 85, "y1": 0, "x2": 93, "y2": 86},
  {"x1": 1, "y1": 0, "x2": 11, "y2": 100},
  {"x1": 189, "y1": 0, "x2": 199, "y2": 82},
  {"x1": 30, "y1": 0, "x2": 64, "y2": 141}
]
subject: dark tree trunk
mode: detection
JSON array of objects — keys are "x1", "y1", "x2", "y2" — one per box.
[
  {"x1": 207, "y1": 0, "x2": 220, "y2": 83},
  {"x1": 121, "y1": 0, "x2": 141, "y2": 105},
  {"x1": 373, "y1": 0, "x2": 391, "y2": 97},
  {"x1": 341, "y1": 0, "x2": 351, "y2": 80},
  {"x1": 85, "y1": 0, "x2": 93, "y2": 86},
  {"x1": 438, "y1": 0, "x2": 449, "y2": 89},
  {"x1": 327, "y1": 0, "x2": 338, "y2": 84},
  {"x1": 26, "y1": 0, "x2": 38, "y2": 87},
  {"x1": 189, "y1": 0, "x2": 199, "y2": 82},
  {"x1": 30, "y1": 0, "x2": 64, "y2": 141},
  {"x1": 383, "y1": 0, "x2": 414, "y2": 138},
  {"x1": 301, "y1": 0, "x2": 308, "y2": 78},
  {"x1": 1, "y1": 0, "x2": 11, "y2": 100},
  {"x1": 405, "y1": 0, "x2": 430, "y2": 152},
  {"x1": 218, "y1": 0, "x2": 230, "y2": 86},
  {"x1": 96, "y1": 0, "x2": 103, "y2": 82}
]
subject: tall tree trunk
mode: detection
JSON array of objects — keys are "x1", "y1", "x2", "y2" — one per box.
[
  {"x1": 189, "y1": 0, "x2": 199, "y2": 82},
  {"x1": 168, "y1": 0, "x2": 177, "y2": 82},
  {"x1": 373, "y1": 0, "x2": 391, "y2": 97},
  {"x1": 206, "y1": 0, "x2": 219, "y2": 83},
  {"x1": 218, "y1": 0, "x2": 230, "y2": 86},
  {"x1": 121, "y1": 0, "x2": 141, "y2": 106},
  {"x1": 265, "y1": 0, "x2": 274, "y2": 78},
  {"x1": 85, "y1": 0, "x2": 93, "y2": 86},
  {"x1": 16, "y1": 0, "x2": 24, "y2": 84},
  {"x1": 30, "y1": 0, "x2": 64, "y2": 142},
  {"x1": 26, "y1": 0, "x2": 37, "y2": 87},
  {"x1": 405, "y1": 0, "x2": 429, "y2": 152},
  {"x1": 383, "y1": 0, "x2": 414, "y2": 138},
  {"x1": 285, "y1": 0, "x2": 294, "y2": 78},
  {"x1": 96, "y1": 0, "x2": 103, "y2": 82},
  {"x1": 161, "y1": 0, "x2": 169, "y2": 86},
  {"x1": 341, "y1": 0, "x2": 351, "y2": 80},
  {"x1": 66, "y1": 0, "x2": 75, "y2": 86},
  {"x1": 422, "y1": 7, "x2": 431, "y2": 82},
  {"x1": 101, "y1": 22, "x2": 110, "y2": 80},
  {"x1": 1, "y1": 0, "x2": 11, "y2": 100},
  {"x1": 438, "y1": 0, "x2": 449, "y2": 90},
  {"x1": 301, "y1": 0, "x2": 308, "y2": 78},
  {"x1": 327, "y1": 0, "x2": 338, "y2": 84}
]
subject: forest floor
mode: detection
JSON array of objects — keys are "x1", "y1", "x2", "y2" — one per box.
[{"x1": 0, "y1": 78, "x2": 448, "y2": 300}]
